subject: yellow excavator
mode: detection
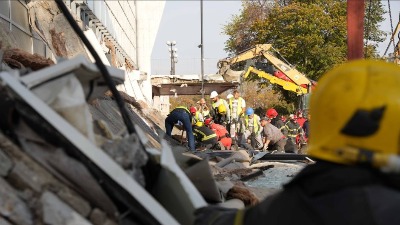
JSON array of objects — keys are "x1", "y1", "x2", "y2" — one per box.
[{"x1": 217, "y1": 44, "x2": 316, "y2": 111}]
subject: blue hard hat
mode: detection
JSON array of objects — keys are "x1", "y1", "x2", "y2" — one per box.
[{"x1": 246, "y1": 107, "x2": 254, "y2": 115}]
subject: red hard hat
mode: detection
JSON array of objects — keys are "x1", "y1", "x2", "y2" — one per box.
[
  {"x1": 266, "y1": 108, "x2": 278, "y2": 118},
  {"x1": 190, "y1": 106, "x2": 197, "y2": 113},
  {"x1": 204, "y1": 118, "x2": 213, "y2": 126}
]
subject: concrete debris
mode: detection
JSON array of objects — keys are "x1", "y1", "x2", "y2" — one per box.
[
  {"x1": 0, "y1": 150, "x2": 12, "y2": 177},
  {"x1": 0, "y1": 177, "x2": 33, "y2": 225},
  {"x1": 40, "y1": 191, "x2": 92, "y2": 225},
  {"x1": 3, "y1": 48, "x2": 55, "y2": 71},
  {"x1": 101, "y1": 134, "x2": 148, "y2": 186}
]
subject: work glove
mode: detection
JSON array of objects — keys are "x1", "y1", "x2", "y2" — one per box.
[
  {"x1": 250, "y1": 132, "x2": 256, "y2": 138},
  {"x1": 194, "y1": 205, "x2": 240, "y2": 225}
]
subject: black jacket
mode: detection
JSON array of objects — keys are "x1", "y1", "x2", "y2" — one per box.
[
  {"x1": 197, "y1": 161, "x2": 400, "y2": 225},
  {"x1": 242, "y1": 162, "x2": 400, "y2": 225}
]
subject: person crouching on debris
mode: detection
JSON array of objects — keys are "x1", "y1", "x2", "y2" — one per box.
[
  {"x1": 165, "y1": 106, "x2": 195, "y2": 152},
  {"x1": 266, "y1": 108, "x2": 288, "y2": 136},
  {"x1": 210, "y1": 91, "x2": 230, "y2": 126},
  {"x1": 192, "y1": 121, "x2": 218, "y2": 150},
  {"x1": 240, "y1": 107, "x2": 263, "y2": 150},
  {"x1": 195, "y1": 60, "x2": 400, "y2": 225},
  {"x1": 190, "y1": 106, "x2": 204, "y2": 125},
  {"x1": 204, "y1": 118, "x2": 232, "y2": 150},
  {"x1": 260, "y1": 117, "x2": 286, "y2": 153}
]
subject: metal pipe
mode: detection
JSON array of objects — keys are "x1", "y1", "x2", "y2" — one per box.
[
  {"x1": 347, "y1": 0, "x2": 365, "y2": 60},
  {"x1": 200, "y1": 0, "x2": 205, "y2": 98}
]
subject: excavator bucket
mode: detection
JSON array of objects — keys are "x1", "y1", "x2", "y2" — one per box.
[
  {"x1": 217, "y1": 60, "x2": 243, "y2": 83},
  {"x1": 221, "y1": 68, "x2": 243, "y2": 83}
]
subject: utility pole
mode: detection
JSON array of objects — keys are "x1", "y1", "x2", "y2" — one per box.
[
  {"x1": 200, "y1": 0, "x2": 205, "y2": 98},
  {"x1": 166, "y1": 41, "x2": 178, "y2": 75},
  {"x1": 347, "y1": 0, "x2": 364, "y2": 60}
]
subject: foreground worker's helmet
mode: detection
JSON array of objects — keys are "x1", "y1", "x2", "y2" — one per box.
[
  {"x1": 210, "y1": 91, "x2": 218, "y2": 99},
  {"x1": 204, "y1": 118, "x2": 213, "y2": 126},
  {"x1": 190, "y1": 106, "x2": 197, "y2": 113},
  {"x1": 195, "y1": 121, "x2": 203, "y2": 127},
  {"x1": 308, "y1": 60, "x2": 400, "y2": 172},
  {"x1": 246, "y1": 107, "x2": 254, "y2": 115},
  {"x1": 266, "y1": 108, "x2": 278, "y2": 118}
]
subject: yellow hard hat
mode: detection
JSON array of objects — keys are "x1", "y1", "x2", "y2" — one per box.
[
  {"x1": 218, "y1": 103, "x2": 227, "y2": 114},
  {"x1": 308, "y1": 60, "x2": 400, "y2": 172},
  {"x1": 196, "y1": 121, "x2": 203, "y2": 127}
]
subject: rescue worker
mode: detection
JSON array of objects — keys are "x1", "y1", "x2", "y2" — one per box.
[
  {"x1": 210, "y1": 91, "x2": 230, "y2": 126},
  {"x1": 195, "y1": 60, "x2": 400, "y2": 225},
  {"x1": 228, "y1": 90, "x2": 246, "y2": 140},
  {"x1": 204, "y1": 118, "x2": 232, "y2": 150},
  {"x1": 284, "y1": 114, "x2": 302, "y2": 153},
  {"x1": 165, "y1": 106, "x2": 195, "y2": 152},
  {"x1": 260, "y1": 117, "x2": 286, "y2": 153},
  {"x1": 197, "y1": 98, "x2": 210, "y2": 119},
  {"x1": 241, "y1": 107, "x2": 262, "y2": 150},
  {"x1": 296, "y1": 111, "x2": 306, "y2": 127},
  {"x1": 190, "y1": 106, "x2": 203, "y2": 125},
  {"x1": 266, "y1": 108, "x2": 287, "y2": 136},
  {"x1": 192, "y1": 121, "x2": 218, "y2": 150},
  {"x1": 226, "y1": 93, "x2": 233, "y2": 100},
  {"x1": 303, "y1": 114, "x2": 310, "y2": 139}
]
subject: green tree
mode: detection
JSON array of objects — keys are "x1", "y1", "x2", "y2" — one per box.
[{"x1": 223, "y1": 0, "x2": 386, "y2": 104}]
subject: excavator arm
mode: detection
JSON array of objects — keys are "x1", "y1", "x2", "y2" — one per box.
[
  {"x1": 218, "y1": 44, "x2": 313, "y2": 93},
  {"x1": 243, "y1": 66, "x2": 308, "y2": 95}
]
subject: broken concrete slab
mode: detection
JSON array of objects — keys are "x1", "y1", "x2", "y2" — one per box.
[
  {"x1": 0, "y1": 217, "x2": 12, "y2": 225},
  {"x1": 0, "y1": 133, "x2": 93, "y2": 217},
  {"x1": 0, "y1": 149, "x2": 12, "y2": 177},
  {"x1": 40, "y1": 191, "x2": 91, "y2": 225},
  {"x1": 0, "y1": 177, "x2": 33, "y2": 225}
]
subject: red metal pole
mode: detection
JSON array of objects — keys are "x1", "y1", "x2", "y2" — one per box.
[{"x1": 347, "y1": 0, "x2": 365, "y2": 60}]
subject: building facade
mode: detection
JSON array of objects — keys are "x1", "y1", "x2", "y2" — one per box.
[{"x1": 0, "y1": 0, "x2": 165, "y2": 104}]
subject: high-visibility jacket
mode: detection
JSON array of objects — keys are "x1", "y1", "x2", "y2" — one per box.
[
  {"x1": 192, "y1": 111, "x2": 203, "y2": 124},
  {"x1": 229, "y1": 97, "x2": 245, "y2": 118},
  {"x1": 193, "y1": 126, "x2": 217, "y2": 142},
  {"x1": 244, "y1": 114, "x2": 261, "y2": 133},
  {"x1": 212, "y1": 99, "x2": 228, "y2": 114},
  {"x1": 198, "y1": 105, "x2": 210, "y2": 117},
  {"x1": 173, "y1": 106, "x2": 190, "y2": 114}
]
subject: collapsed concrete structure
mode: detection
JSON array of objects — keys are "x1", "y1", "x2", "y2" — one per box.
[{"x1": 0, "y1": 1, "x2": 308, "y2": 225}]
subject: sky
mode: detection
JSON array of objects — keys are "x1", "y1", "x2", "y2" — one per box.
[
  {"x1": 151, "y1": 1, "x2": 242, "y2": 75},
  {"x1": 151, "y1": 1, "x2": 400, "y2": 76}
]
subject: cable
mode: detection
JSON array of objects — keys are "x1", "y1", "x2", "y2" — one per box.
[
  {"x1": 54, "y1": 0, "x2": 135, "y2": 135},
  {"x1": 383, "y1": 0, "x2": 395, "y2": 56}
]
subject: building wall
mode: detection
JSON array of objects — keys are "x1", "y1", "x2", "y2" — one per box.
[
  {"x1": 0, "y1": 0, "x2": 165, "y2": 106},
  {"x1": 0, "y1": 0, "x2": 53, "y2": 58},
  {"x1": 85, "y1": 0, "x2": 138, "y2": 64},
  {"x1": 136, "y1": 1, "x2": 166, "y2": 103}
]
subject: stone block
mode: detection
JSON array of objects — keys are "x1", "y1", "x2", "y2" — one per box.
[
  {"x1": 40, "y1": 191, "x2": 91, "y2": 225},
  {"x1": 0, "y1": 177, "x2": 33, "y2": 225},
  {"x1": 0, "y1": 149, "x2": 12, "y2": 177}
]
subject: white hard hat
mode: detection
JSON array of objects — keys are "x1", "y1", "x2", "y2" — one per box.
[
  {"x1": 210, "y1": 91, "x2": 218, "y2": 98},
  {"x1": 227, "y1": 94, "x2": 233, "y2": 99}
]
